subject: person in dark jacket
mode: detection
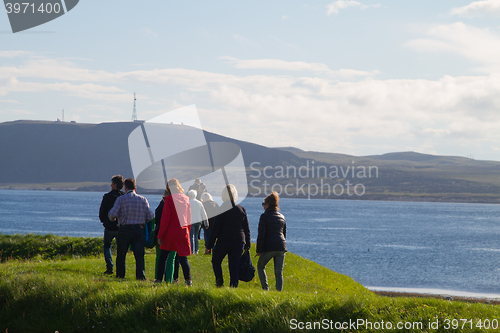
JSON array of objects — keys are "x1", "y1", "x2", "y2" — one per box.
[
  {"x1": 98, "y1": 175, "x2": 124, "y2": 275},
  {"x1": 153, "y1": 190, "x2": 169, "y2": 280},
  {"x1": 256, "y1": 191, "x2": 287, "y2": 291},
  {"x1": 206, "y1": 184, "x2": 250, "y2": 288},
  {"x1": 201, "y1": 192, "x2": 219, "y2": 255}
]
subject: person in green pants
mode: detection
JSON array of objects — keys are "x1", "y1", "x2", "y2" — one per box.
[{"x1": 156, "y1": 179, "x2": 192, "y2": 285}]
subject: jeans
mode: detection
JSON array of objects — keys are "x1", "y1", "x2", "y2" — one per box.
[
  {"x1": 158, "y1": 250, "x2": 191, "y2": 283},
  {"x1": 190, "y1": 223, "x2": 201, "y2": 254},
  {"x1": 211, "y1": 242, "x2": 244, "y2": 288},
  {"x1": 204, "y1": 227, "x2": 212, "y2": 250},
  {"x1": 173, "y1": 253, "x2": 191, "y2": 282},
  {"x1": 116, "y1": 224, "x2": 146, "y2": 280},
  {"x1": 257, "y1": 251, "x2": 286, "y2": 291},
  {"x1": 103, "y1": 229, "x2": 119, "y2": 272}
]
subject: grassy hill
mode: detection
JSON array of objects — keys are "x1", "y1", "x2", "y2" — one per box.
[
  {"x1": 277, "y1": 148, "x2": 500, "y2": 203},
  {"x1": 1, "y1": 234, "x2": 499, "y2": 332}
]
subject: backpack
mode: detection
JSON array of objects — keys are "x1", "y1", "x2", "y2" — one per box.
[{"x1": 144, "y1": 218, "x2": 156, "y2": 248}]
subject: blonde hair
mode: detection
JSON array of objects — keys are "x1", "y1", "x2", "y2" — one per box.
[
  {"x1": 221, "y1": 184, "x2": 238, "y2": 202},
  {"x1": 201, "y1": 192, "x2": 213, "y2": 202},
  {"x1": 166, "y1": 178, "x2": 184, "y2": 194}
]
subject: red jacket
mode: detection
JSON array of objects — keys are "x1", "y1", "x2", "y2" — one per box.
[{"x1": 157, "y1": 193, "x2": 191, "y2": 256}]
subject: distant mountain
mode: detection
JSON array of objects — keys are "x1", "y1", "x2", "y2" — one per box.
[
  {"x1": 277, "y1": 147, "x2": 500, "y2": 202},
  {"x1": 2, "y1": 120, "x2": 500, "y2": 203},
  {"x1": 0, "y1": 120, "x2": 302, "y2": 184}
]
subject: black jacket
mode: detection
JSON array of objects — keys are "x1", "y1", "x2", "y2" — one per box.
[
  {"x1": 256, "y1": 209, "x2": 287, "y2": 253},
  {"x1": 154, "y1": 199, "x2": 165, "y2": 232},
  {"x1": 202, "y1": 199, "x2": 219, "y2": 229},
  {"x1": 206, "y1": 202, "x2": 250, "y2": 250},
  {"x1": 98, "y1": 189, "x2": 124, "y2": 231}
]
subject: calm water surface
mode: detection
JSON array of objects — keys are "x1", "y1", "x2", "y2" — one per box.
[{"x1": 1, "y1": 189, "x2": 500, "y2": 295}]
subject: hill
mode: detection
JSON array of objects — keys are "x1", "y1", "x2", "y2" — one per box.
[
  {"x1": 277, "y1": 147, "x2": 500, "y2": 203},
  {"x1": 2, "y1": 120, "x2": 500, "y2": 202},
  {"x1": 0, "y1": 120, "x2": 302, "y2": 184},
  {"x1": 1, "y1": 234, "x2": 499, "y2": 332}
]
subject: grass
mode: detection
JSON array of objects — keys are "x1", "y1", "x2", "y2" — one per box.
[
  {"x1": 1, "y1": 234, "x2": 500, "y2": 332},
  {"x1": 0, "y1": 234, "x2": 102, "y2": 262}
]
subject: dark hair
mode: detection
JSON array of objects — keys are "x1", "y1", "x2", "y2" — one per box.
[
  {"x1": 124, "y1": 178, "x2": 136, "y2": 190},
  {"x1": 264, "y1": 191, "x2": 279, "y2": 209},
  {"x1": 111, "y1": 175, "x2": 124, "y2": 190}
]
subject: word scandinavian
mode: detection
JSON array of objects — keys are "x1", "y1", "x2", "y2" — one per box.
[{"x1": 249, "y1": 161, "x2": 379, "y2": 199}]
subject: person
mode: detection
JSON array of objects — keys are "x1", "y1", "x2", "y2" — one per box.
[
  {"x1": 206, "y1": 184, "x2": 250, "y2": 288},
  {"x1": 156, "y1": 178, "x2": 192, "y2": 285},
  {"x1": 188, "y1": 178, "x2": 201, "y2": 194},
  {"x1": 153, "y1": 190, "x2": 169, "y2": 280},
  {"x1": 98, "y1": 175, "x2": 124, "y2": 275},
  {"x1": 187, "y1": 190, "x2": 208, "y2": 255},
  {"x1": 108, "y1": 178, "x2": 154, "y2": 280},
  {"x1": 256, "y1": 191, "x2": 287, "y2": 291},
  {"x1": 201, "y1": 192, "x2": 219, "y2": 255},
  {"x1": 197, "y1": 182, "x2": 207, "y2": 201}
]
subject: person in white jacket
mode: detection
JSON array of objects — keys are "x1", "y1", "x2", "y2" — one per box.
[{"x1": 187, "y1": 190, "x2": 208, "y2": 254}]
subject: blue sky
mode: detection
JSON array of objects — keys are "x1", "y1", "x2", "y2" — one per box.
[{"x1": 2, "y1": 0, "x2": 500, "y2": 160}]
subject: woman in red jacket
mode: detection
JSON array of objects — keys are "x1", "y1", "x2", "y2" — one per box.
[{"x1": 156, "y1": 178, "x2": 192, "y2": 285}]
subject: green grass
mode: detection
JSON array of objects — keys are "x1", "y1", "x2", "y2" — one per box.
[
  {"x1": 1, "y1": 234, "x2": 500, "y2": 332},
  {"x1": 0, "y1": 234, "x2": 102, "y2": 262}
]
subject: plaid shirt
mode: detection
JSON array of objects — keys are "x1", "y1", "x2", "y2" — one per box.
[{"x1": 108, "y1": 190, "x2": 154, "y2": 226}]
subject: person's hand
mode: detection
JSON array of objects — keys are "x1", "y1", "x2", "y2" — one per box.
[
  {"x1": 255, "y1": 253, "x2": 262, "y2": 256},
  {"x1": 158, "y1": 239, "x2": 162, "y2": 245}
]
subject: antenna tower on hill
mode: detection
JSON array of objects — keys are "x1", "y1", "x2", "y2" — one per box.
[{"x1": 131, "y1": 92, "x2": 137, "y2": 121}]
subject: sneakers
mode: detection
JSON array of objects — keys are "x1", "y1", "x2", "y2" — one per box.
[
  {"x1": 204, "y1": 249, "x2": 211, "y2": 255},
  {"x1": 185, "y1": 280, "x2": 192, "y2": 287},
  {"x1": 103, "y1": 269, "x2": 113, "y2": 275}
]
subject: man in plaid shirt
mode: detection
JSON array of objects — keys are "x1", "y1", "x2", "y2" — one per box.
[{"x1": 109, "y1": 178, "x2": 154, "y2": 280}]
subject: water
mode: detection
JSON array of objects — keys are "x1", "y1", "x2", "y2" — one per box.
[{"x1": 2, "y1": 189, "x2": 500, "y2": 296}]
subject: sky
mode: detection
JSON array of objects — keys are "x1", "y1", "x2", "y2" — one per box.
[{"x1": 1, "y1": 0, "x2": 500, "y2": 160}]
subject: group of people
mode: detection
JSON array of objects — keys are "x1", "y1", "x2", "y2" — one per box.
[{"x1": 98, "y1": 175, "x2": 287, "y2": 291}]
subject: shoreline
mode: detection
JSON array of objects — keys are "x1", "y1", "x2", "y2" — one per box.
[
  {"x1": 1, "y1": 186, "x2": 500, "y2": 204},
  {"x1": 369, "y1": 287, "x2": 500, "y2": 304}
]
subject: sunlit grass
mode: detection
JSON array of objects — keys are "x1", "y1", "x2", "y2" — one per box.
[{"x1": 1, "y1": 235, "x2": 499, "y2": 332}]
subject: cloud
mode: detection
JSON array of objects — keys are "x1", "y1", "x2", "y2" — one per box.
[
  {"x1": 0, "y1": 51, "x2": 32, "y2": 58},
  {"x1": 0, "y1": 99, "x2": 21, "y2": 104},
  {"x1": 451, "y1": 0, "x2": 500, "y2": 17},
  {"x1": 140, "y1": 28, "x2": 158, "y2": 39},
  {"x1": 405, "y1": 22, "x2": 500, "y2": 72},
  {"x1": 220, "y1": 56, "x2": 330, "y2": 72},
  {"x1": 326, "y1": 0, "x2": 380, "y2": 15},
  {"x1": 220, "y1": 56, "x2": 379, "y2": 78},
  {"x1": 4, "y1": 109, "x2": 36, "y2": 115},
  {"x1": 2, "y1": 55, "x2": 500, "y2": 158}
]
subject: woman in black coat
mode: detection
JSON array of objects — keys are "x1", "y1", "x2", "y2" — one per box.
[
  {"x1": 206, "y1": 184, "x2": 250, "y2": 288},
  {"x1": 201, "y1": 192, "x2": 219, "y2": 255},
  {"x1": 256, "y1": 191, "x2": 287, "y2": 291}
]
